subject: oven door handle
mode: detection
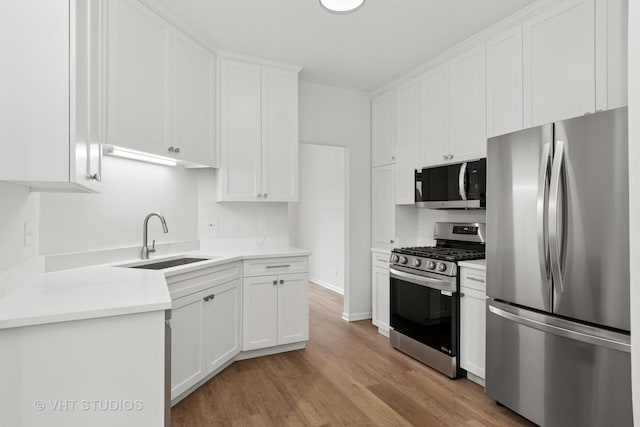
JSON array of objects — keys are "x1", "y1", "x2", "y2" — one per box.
[{"x1": 390, "y1": 268, "x2": 455, "y2": 293}]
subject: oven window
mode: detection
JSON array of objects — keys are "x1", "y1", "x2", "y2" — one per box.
[{"x1": 390, "y1": 277, "x2": 455, "y2": 355}]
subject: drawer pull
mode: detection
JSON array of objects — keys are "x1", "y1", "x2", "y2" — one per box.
[
  {"x1": 376, "y1": 257, "x2": 387, "y2": 263},
  {"x1": 466, "y1": 276, "x2": 485, "y2": 283},
  {"x1": 203, "y1": 294, "x2": 215, "y2": 302},
  {"x1": 266, "y1": 264, "x2": 291, "y2": 269}
]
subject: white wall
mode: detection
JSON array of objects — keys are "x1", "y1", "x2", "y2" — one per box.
[
  {"x1": 298, "y1": 81, "x2": 371, "y2": 319},
  {"x1": 0, "y1": 183, "x2": 39, "y2": 269},
  {"x1": 39, "y1": 156, "x2": 199, "y2": 254},
  {"x1": 627, "y1": 0, "x2": 639, "y2": 421},
  {"x1": 294, "y1": 143, "x2": 345, "y2": 293},
  {"x1": 197, "y1": 169, "x2": 289, "y2": 242}
]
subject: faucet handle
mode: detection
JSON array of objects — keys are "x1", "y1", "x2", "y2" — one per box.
[{"x1": 150, "y1": 239, "x2": 156, "y2": 253}]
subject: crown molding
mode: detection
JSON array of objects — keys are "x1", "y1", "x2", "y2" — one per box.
[
  {"x1": 369, "y1": 0, "x2": 566, "y2": 98},
  {"x1": 217, "y1": 51, "x2": 303, "y2": 73}
]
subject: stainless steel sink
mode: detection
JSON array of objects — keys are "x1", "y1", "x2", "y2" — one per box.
[{"x1": 128, "y1": 257, "x2": 211, "y2": 270}]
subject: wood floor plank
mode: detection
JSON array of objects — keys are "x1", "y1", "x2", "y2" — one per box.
[{"x1": 172, "y1": 283, "x2": 533, "y2": 426}]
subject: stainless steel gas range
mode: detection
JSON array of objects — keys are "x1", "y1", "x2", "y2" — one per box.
[{"x1": 389, "y1": 222, "x2": 485, "y2": 378}]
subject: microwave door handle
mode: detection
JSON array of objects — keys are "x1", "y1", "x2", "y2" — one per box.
[
  {"x1": 537, "y1": 142, "x2": 552, "y2": 304},
  {"x1": 549, "y1": 140, "x2": 565, "y2": 298},
  {"x1": 458, "y1": 163, "x2": 467, "y2": 200}
]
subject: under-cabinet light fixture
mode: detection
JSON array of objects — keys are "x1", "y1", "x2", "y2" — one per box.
[
  {"x1": 103, "y1": 145, "x2": 178, "y2": 166},
  {"x1": 319, "y1": 0, "x2": 365, "y2": 14}
]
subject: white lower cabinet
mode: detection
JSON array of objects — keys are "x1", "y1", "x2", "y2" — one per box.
[
  {"x1": 371, "y1": 252, "x2": 391, "y2": 336},
  {"x1": 459, "y1": 266, "x2": 487, "y2": 385},
  {"x1": 171, "y1": 278, "x2": 241, "y2": 401},
  {"x1": 243, "y1": 272, "x2": 309, "y2": 351}
]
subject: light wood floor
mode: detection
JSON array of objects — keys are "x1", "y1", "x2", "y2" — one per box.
[{"x1": 172, "y1": 283, "x2": 533, "y2": 426}]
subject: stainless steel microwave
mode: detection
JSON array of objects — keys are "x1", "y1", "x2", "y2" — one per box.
[{"x1": 415, "y1": 159, "x2": 486, "y2": 209}]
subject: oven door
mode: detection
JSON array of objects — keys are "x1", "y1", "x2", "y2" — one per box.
[{"x1": 389, "y1": 268, "x2": 458, "y2": 356}]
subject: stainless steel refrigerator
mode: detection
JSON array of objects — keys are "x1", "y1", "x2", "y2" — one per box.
[{"x1": 486, "y1": 107, "x2": 632, "y2": 427}]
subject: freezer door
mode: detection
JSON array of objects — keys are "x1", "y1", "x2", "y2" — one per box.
[
  {"x1": 487, "y1": 125, "x2": 553, "y2": 311},
  {"x1": 550, "y1": 108, "x2": 629, "y2": 330},
  {"x1": 486, "y1": 301, "x2": 632, "y2": 427}
]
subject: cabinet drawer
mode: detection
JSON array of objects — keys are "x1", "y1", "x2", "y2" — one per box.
[
  {"x1": 243, "y1": 257, "x2": 308, "y2": 278},
  {"x1": 460, "y1": 267, "x2": 486, "y2": 292},
  {"x1": 168, "y1": 262, "x2": 242, "y2": 300},
  {"x1": 372, "y1": 252, "x2": 391, "y2": 269}
]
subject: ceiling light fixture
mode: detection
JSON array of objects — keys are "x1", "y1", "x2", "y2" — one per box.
[
  {"x1": 319, "y1": 0, "x2": 365, "y2": 14},
  {"x1": 103, "y1": 145, "x2": 178, "y2": 167}
]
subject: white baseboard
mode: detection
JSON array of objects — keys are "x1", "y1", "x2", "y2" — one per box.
[
  {"x1": 467, "y1": 372, "x2": 485, "y2": 388},
  {"x1": 341, "y1": 311, "x2": 373, "y2": 322},
  {"x1": 309, "y1": 277, "x2": 344, "y2": 295}
]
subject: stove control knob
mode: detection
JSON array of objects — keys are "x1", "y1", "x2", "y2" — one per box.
[
  {"x1": 426, "y1": 261, "x2": 436, "y2": 270},
  {"x1": 412, "y1": 259, "x2": 421, "y2": 267},
  {"x1": 399, "y1": 256, "x2": 408, "y2": 265},
  {"x1": 390, "y1": 255, "x2": 399, "y2": 263},
  {"x1": 436, "y1": 262, "x2": 447, "y2": 272}
]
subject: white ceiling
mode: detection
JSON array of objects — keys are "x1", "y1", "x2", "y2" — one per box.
[{"x1": 147, "y1": 0, "x2": 535, "y2": 92}]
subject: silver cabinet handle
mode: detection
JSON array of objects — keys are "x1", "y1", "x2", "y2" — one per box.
[
  {"x1": 89, "y1": 173, "x2": 100, "y2": 182},
  {"x1": 391, "y1": 156, "x2": 395, "y2": 160},
  {"x1": 449, "y1": 154, "x2": 454, "y2": 160},
  {"x1": 442, "y1": 155, "x2": 447, "y2": 160},
  {"x1": 263, "y1": 193, "x2": 268, "y2": 199},
  {"x1": 174, "y1": 147, "x2": 180, "y2": 154},
  {"x1": 390, "y1": 240, "x2": 395, "y2": 244},
  {"x1": 203, "y1": 294, "x2": 215, "y2": 302},
  {"x1": 279, "y1": 279, "x2": 284, "y2": 284},
  {"x1": 257, "y1": 193, "x2": 262, "y2": 199},
  {"x1": 272, "y1": 280, "x2": 278, "y2": 285},
  {"x1": 460, "y1": 292, "x2": 465, "y2": 297},
  {"x1": 168, "y1": 146, "x2": 174, "y2": 152},
  {"x1": 266, "y1": 264, "x2": 291, "y2": 269},
  {"x1": 466, "y1": 276, "x2": 485, "y2": 283}
]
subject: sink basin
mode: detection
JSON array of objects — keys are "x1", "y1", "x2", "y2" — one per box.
[{"x1": 129, "y1": 257, "x2": 211, "y2": 270}]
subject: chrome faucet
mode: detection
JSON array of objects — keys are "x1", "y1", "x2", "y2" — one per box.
[{"x1": 141, "y1": 212, "x2": 169, "y2": 259}]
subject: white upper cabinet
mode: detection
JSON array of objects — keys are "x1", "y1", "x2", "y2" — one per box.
[
  {"x1": 523, "y1": 0, "x2": 596, "y2": 127},
  {"x1": 107, "y1": 0, "x2": 170, "y2": 155},
  {"x1": 420, "y1": 63, "x2": 450, "y2": 167},
  {"x1": 107, "y1": 0, "x2": 216, "y2": 166},
  {"x1": 0, "y1": 0, "x2": 104, "y2": 192},
  {"x1": 395, "y1": 79, "x2": 421, "y2": 205},
  {"x1": 372, "y1": 164, "x2": 396, "y2": 249},
  {"x1": 218, "y1": 58, "x2": 300, "y2": 202},
  {"x1": 372, "y1": 91, "x2": 396, "y2": 167},
  {"x1": 596, "y1": 0, "x2": 628, "y2": 111},
  {"x1": 449, "y1": 44, "x2": 487, "y2": 162},
  {"x1": 171, "y1": 31, "x2": 216, "y2": 166},
  {"x1": 486, "y1": 26, "x2": 524, "y2": 138},
  {"x1": 218, "y1": 60, "x2": 262, "y2": 201},
  {"x1": 261, "y1": 67, "x2": 299, "y2": 202}
]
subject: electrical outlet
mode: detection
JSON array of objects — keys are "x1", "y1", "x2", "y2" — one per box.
[
  {"x1": 331, "y1": 268, "x2": 338, "y2": 277},
  {"x1": 202, "y1": 219, "x2": 218, "y2": 230},
  {"x1": 259, "y1": 218, "x2": 268, "y2": 232},
  {"x1": 24, "y1": 221, "x2": 34, "y2": 247}
]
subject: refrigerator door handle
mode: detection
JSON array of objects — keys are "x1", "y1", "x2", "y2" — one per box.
[
  {"x1": 458, "y1": 162, "x2": 467, "y2": 201},
  {"x1": 488, "y1": 302, "x2": 630, "y2": 353},
  {"x1": 549, "y1": 140, "x2": 565, "y2": 295},
  {"x1": 537, "y1": 142, "x2": 552, "y2": 295}
]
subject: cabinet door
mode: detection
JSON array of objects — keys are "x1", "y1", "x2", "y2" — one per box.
[
  {"x1": 420, "y1": 63, "x2": 450, "y2": 167},
  {"x1": 171, "y1": 30, "x2": 215, "y2": 166},
  {"x1": 107, "y1": 0, "x2": 169, "y2": 155},
  {"x1": 595, "y1": 0, "x2": 628, "y2": 110},
  {"x1": 203, "y1": 279, "x2": 241, "y2": 372},
  {"x1": 243, "y1": 275, "x2": 278, "y2": 350},
  {"x1": 371, "y1": 165, "x2": 396, "y2": 249},
  {"x1": 372, "y1": 266, "x2": 390, "y2": 333},
  {"x1": 395, "y1": 79, "x2": 421, "y2": 205},
  {"x1": 487, "y1": 26, "x2": 524, "y2": 138},
  {"x1": 219, "y1": 60, "x2": 262, "y2": 201},
  {"x1": 460, "y1": 287, "x2": 486, "y2": 379},
  {"x1": 449, "y1": 45, "x2": 487, "y2": 161},
  {"x1": 277, "y1": 273, "x2": 309, "y2": 345},
  {"x1": 523, "y1": 0, "x2": 595, "y2": 126},
  {"x1": 372, "y1": 91, "x2": 396, "y2": 167},
  {"x1": 261, "y1": 67, "x2": 299, "y2": 202},
  {"x1": 171, "y1": 290, "x2": 205, "y2": 400}
]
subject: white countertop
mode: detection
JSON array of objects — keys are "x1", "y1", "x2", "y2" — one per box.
[
  {"x1": 458, "y1": 259, "x2": 486, "y2": 270},
  {"x1": 0, "y1": 246, "x2": 311, "y2": 331}
]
